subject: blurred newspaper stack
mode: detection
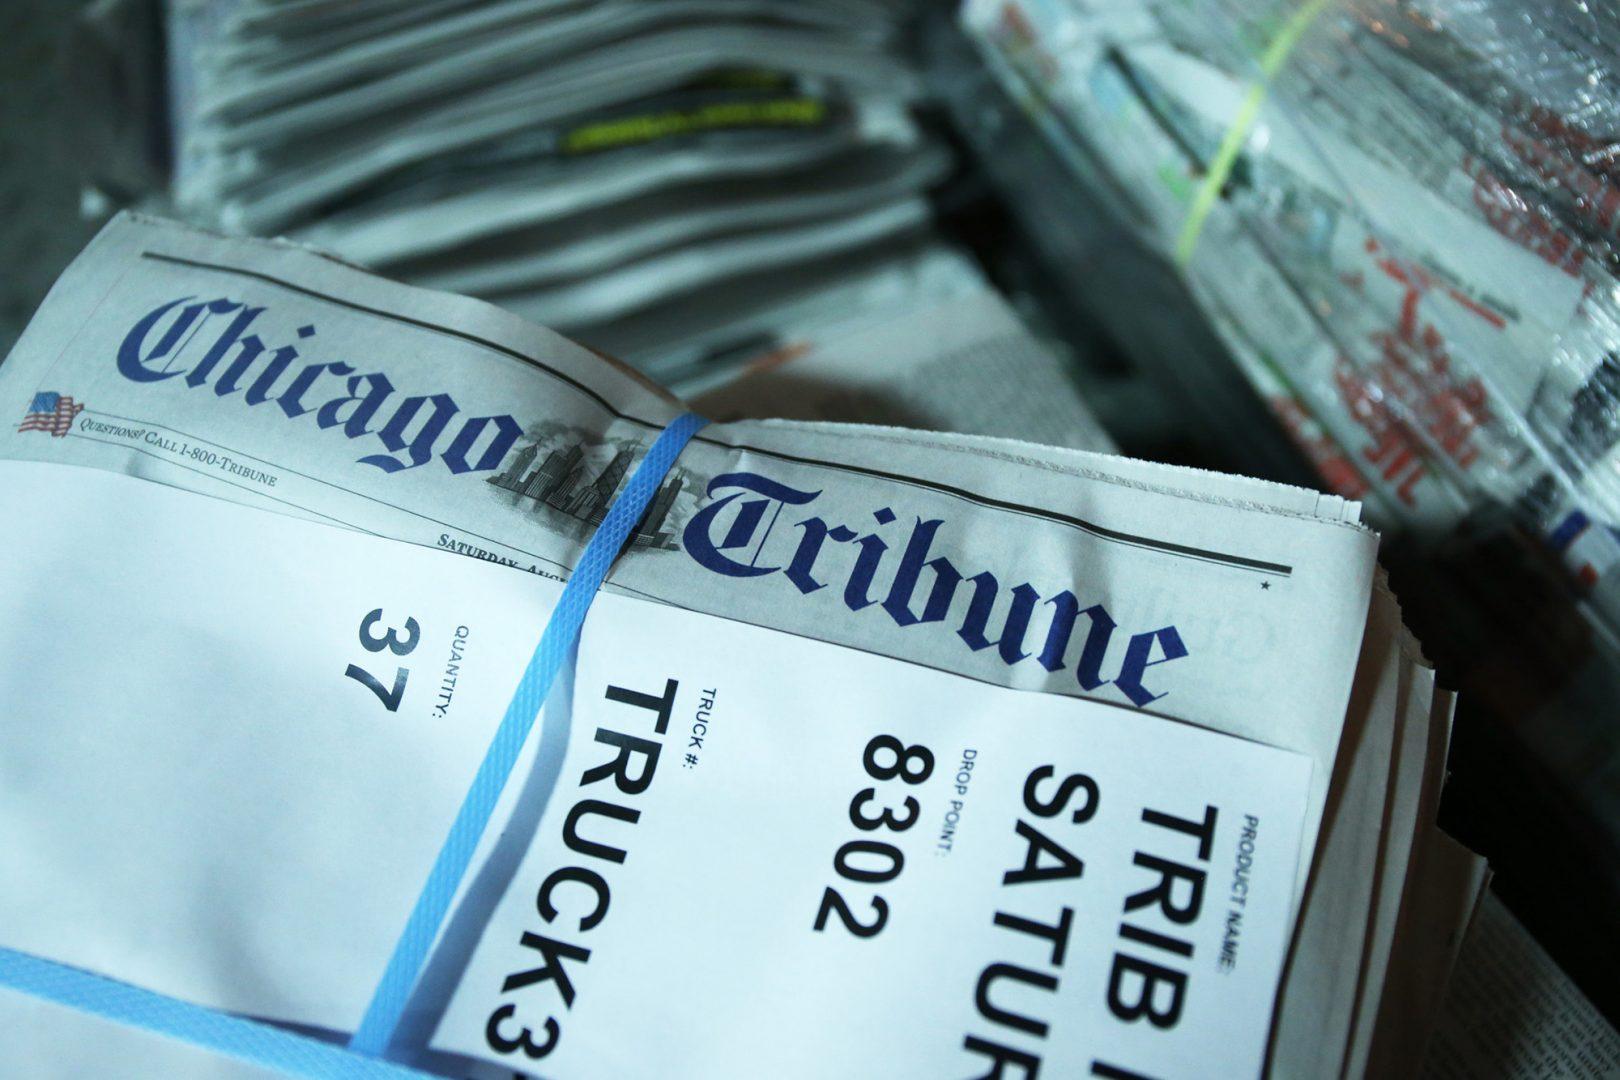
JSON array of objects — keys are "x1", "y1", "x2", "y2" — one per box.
[
  {"x1": 165, "y1": 0, "x2": 954, "y2": 384},
  {"x1": 0, "y1": 214, "x2": 1486, "y2": 1076},
  {"x1": 958, "y1": 0, "x2": 1620, "y2": 907},
  {"x1": 960, "y1": 0, "x2": 1620, "y2": 612}
]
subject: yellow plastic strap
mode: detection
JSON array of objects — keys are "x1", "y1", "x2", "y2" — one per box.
[{"x1": 1174, "y1": 0, "x2": 1332, "y2": 267}]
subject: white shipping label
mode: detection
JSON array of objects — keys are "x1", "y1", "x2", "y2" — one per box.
[
  {"x1": 0, "y1": 461, "x2": 1312, "y2": 1078},
  {"x1": 434, "y1": 607, "x2": 1313, "y2": 1077}
]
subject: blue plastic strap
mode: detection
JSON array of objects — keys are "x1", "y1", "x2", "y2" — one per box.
[
  {"x1": 0, "y1": 413, "x2": 706, "y2": 1074},
  {"x1": 0, "y1": 946, "x2": 435, "y2": 1078},
  {"x1": 348, "y1": 411, "x2": 707, "y2": 1058}
]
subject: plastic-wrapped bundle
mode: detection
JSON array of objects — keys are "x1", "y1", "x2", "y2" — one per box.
[{"x1": 963, "y1": 0, "x2": 1620, "y2": 632}]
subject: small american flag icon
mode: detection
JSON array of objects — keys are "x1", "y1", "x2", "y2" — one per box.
[{"x1": 17, "y1": 392, "x2": 84, "y2": 437}]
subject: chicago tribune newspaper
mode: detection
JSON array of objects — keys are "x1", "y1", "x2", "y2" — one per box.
[
  {"x1": 0, "y1": 214, "x2": 1389, "y2": 1075},
  {"x1": 0, "y1": 461, "x2": 1312, "y2": 1078}
]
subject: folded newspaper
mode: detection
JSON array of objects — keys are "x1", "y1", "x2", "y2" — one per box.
[{"x1": 0, "y1": 214, "x2": 1484, "y2": 1077}]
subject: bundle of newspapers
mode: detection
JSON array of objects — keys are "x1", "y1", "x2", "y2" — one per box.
[
  {"x1": 0, "y1": 213, "x2": 1492, "y2": 1076},
  {"x1": 163, "y1": 0, "x2": 957, "y2": 388},
  {"x1": 960, "y1": 0, "x2": 1620, "y2": 639}
]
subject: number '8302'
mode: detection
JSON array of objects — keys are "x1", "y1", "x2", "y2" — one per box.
[{"x1": 813, "y1": 734, "x2": 935, "y2": 939}]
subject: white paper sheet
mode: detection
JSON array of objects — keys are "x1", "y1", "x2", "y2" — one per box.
[{"x1": 0, "y1": 460, "x2": 1315, "y2": 1077}]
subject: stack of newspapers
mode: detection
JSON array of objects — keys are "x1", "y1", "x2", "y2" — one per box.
[
  {"x1": 0, "y1": 214, "x2": 1488, "y2": 1076},
  {"x1": 960, "y1": 0, "x2": 1620, "y2": 632},
  {"x1": 164, "y1": 0, "x2": 953, "y2": 382}
]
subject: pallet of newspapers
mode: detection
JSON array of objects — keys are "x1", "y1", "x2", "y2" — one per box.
[{"x1": 0, "y1": 215, "x2": 1482, "y2": 1077}]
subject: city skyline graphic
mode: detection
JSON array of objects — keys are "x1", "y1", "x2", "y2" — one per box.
[{"x1": 488, "y1": 436, "x2": 688, "y2": 550}]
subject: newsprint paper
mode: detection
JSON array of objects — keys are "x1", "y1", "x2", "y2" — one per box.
[
  {"x1": 0, "y1": 461, "x2": 1310, "y2": 1078},
  {"x1": 0, "y1": 214, "x2": 1384, "y2": 1076}
]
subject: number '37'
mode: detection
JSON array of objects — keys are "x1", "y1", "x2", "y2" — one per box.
[{"x1": 343, "y1": 607, "x2": 420, "y2": 712}]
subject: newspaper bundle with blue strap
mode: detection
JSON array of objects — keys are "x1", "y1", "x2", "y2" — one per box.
[{"x1": 0, "y1": 214, "x2": 1483, "y2": 1077}]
